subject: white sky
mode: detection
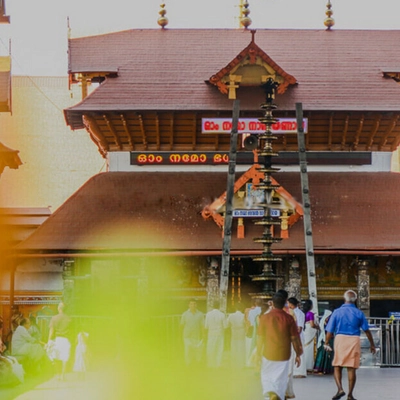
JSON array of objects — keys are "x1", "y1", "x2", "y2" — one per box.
[{"x1": 0, "y1": 0, "x2": 400, "y2": 76}]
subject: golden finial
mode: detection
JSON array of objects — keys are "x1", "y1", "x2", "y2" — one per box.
[
  {"x1": 324, "y1": 0, "x2": 335, "y2": 30},
  {"x1": 240, "y1": 0, "x2": 252, "y2": 30},
  {"x1": 158, "y1": 3, "x2": 168, "y2": 29}
]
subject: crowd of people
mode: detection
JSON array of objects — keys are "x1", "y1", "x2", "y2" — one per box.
[
  {"x1": 0, "y1": 291, "x2": 376, "y2": 400},
  {"x1": 181, "y1": 289, "x2": 376, "y2": 400},
  {"x1": 0, "y1": 302, "x2": 89, "y2": 387}
]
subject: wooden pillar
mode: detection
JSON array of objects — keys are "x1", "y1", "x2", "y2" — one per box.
[
  {"x1": 9, "y1": 261, "x2": 15, "y2": 335},
  {"x1": 207, "y1": 257, "x2": 220, "y2": 312},
  {"x1": 81, "y1": 74, "x2": 88, "y2": 99},
  {"x1": 357, "y1": 259, "x2": 370, "y2": 317}
]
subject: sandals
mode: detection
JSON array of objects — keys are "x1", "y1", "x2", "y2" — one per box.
[{"x1": 332, "y1": 391, "x2": 346, "y2": 400}]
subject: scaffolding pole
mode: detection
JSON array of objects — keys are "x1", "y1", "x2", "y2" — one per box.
[
  {"x1": 296, "y1": 102, "x2": 318, "y2": 310},
  {"x1": 219, "y1": 99, "x2": 240, "y2": 313}
]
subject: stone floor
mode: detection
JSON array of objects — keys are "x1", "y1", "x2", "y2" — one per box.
[{"x1": 0, "y1": 366, "x2": 399, "y2": 400}]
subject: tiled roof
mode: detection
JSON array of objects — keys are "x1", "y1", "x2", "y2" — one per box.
[
  {"x1": 0, "y1": 207, "x2": 51, "y2": 248},
  {"x1": 15, "y1": 171, "x2": 400, "y2": 253},
  {"x1": 66, "y1": 29, "x2": 400, "y2": 113}
]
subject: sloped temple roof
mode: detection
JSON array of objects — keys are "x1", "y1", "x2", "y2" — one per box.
[
  {"x1": 64, "y1": 29, "x2": 400, "y2": 155},
  {"x1": 14, "y1": 171, "x2": 400, "y2": 255},
  {"x1": 66, "y1": 29, "x2": 400, "y2": 113}
]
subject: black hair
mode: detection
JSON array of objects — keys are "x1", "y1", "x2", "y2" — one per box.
[
  {"x1": 272, "y1": 293, "x2": 286, "y2": 309},
  {"x1": 303, "y1": 299, "x2": 313, "y2": 314},
  {"x1": 276, "y1": 289, "x2": 289, "y2": 301},
  {"x1": 288, "y1": 297, "x2": 299, "y2": 306}
]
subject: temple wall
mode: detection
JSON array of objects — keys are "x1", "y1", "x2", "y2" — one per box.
[{"x1": 0, "y1": 76, "x2": 105, "y2": 211}]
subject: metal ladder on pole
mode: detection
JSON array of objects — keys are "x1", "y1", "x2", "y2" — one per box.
[
  {"x1": 219, "y1": 100, "x2": 240, "y2": 313},
  {"x1": 296, "y1": 103, "x2": 318, "y2": 310}
]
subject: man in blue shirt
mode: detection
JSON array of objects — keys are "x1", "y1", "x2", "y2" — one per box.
[{"x1": 325, "y1": 290, "x2": 376, "y2": 400}]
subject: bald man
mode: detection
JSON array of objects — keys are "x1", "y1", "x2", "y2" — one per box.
[{"x1": 325, "y1": 290, "x2": 376, "y2": 400}]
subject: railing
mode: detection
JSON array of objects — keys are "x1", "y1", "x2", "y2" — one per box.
[
  {"x1": 368, "y1": 317, "x2": 400, "y2": 366},
  {"x1": 146, "y1": 314, "x2": 182, "y2": 361},
  {"x1": 36, "y1": 315, "x2": 400, "y2": 367}
]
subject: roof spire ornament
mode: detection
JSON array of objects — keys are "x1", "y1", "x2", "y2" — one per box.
[
  {"x1": 240, "y1": 0, "x2": 252, "y2": 30},
  {"x1": 324, "y1": 0, "x2": 335, "y2": 30},
  {"x1": 157, "y1": 3, "x2": 168, "y2": 29}
]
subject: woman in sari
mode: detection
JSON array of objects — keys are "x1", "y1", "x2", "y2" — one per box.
[
  {"x1": 303, "y1": 299, "x2": 319, "y2": 373},
  {"x1": 313, "y1": 307, "x2": 334, "y2": 374}
]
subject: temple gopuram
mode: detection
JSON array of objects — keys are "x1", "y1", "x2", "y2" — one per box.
[{"x1": 10, "y1": 6, "x2": 400, "y2": 319}]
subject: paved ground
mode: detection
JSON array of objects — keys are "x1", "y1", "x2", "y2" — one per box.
[{"x1": 1, "y1": 366, "x2": 399, "y2": 400}]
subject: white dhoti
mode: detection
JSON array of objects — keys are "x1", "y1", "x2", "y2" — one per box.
[
  {"x1": 261, "y1": 357, "x2": 290, "y2": 400},
  {"x1": 293, "y1": 337, "x2": 307, "y2": 377},
  {"x1": 206, "y1": 330, "x2": 224, "y2": 368},
  {"x1": 183, "y1": 338, "x2": 203, "y2": 365},
  {"x1": 230, "y1": 335, "x2": 246, "y2": 368},
  {"x1": 245, "y1": 336, "x2": 253, "y2": 366},
  {"x1": 285, "y1": 347, "x2": 296, "y2": 398},
  {"x1": 53, "y1": 337, "x2": 71, "y2": 362}
]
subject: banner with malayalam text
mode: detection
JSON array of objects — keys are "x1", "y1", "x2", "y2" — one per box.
[{"x1": 201, "y1": 117, "x2": 308, "y2": 134}]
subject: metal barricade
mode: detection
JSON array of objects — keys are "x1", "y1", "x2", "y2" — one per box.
[
  {"x1": 37, "y1": 314, "x2": 182, "y2": 361},
  {"x1": 368, "y1": 317, "x2": 400, "y2": 367},
  {"x1": 145, "y1": 314, "x2": 182, "y2": 361}
]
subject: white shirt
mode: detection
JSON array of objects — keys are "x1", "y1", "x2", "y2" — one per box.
[
  {"x1": 205, "y1": 309, "x2": 226, "y2": 334},
  {"x1": 293, "y1": 307, "x2": 305, "y2": 341},
  {"x1": 247, "y1": 306, "x2": 261, "y2": 326},
  {"x1": 227, "y1": 311, "x2": 246, "y2": 339}
]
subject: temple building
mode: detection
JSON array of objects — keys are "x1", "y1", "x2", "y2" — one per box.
[
  {"x1": 10, "y1": 19, "x2": 400, "y2": 318},
  {"x1": 0, "y1": 1, "x2": 104, "y2": 338}
]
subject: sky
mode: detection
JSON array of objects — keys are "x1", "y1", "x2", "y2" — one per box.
[{"x1": 0, "y1": 0, "x2": 400, "y2": 76}]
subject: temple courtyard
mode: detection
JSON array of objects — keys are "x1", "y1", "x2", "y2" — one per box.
[{"x1": 0, "y1": 364, "x2": 398, "y2": 400}]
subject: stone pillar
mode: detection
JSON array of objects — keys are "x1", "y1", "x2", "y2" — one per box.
[
  {"x1": 340, "y1": 256, "x2": 348, "y2": 284},
  {"x1": 285, "y1": 257, "x2": 301, "y2": 300},
  {"x1": 379, "y1": 257, "x2": 390, "y2": 284},
  {"x1": 206, "y1": 257, "x2": 220, "y2": 312},
  {"x1": 357, "y1": 259, "x2": 370, "y2": 317},
  {"x1": 275, "y1": 260, "x2": 285, "y2": 293},
  {"x1": 62, "y1": 260, "x2": 75, "y2": 311}
]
